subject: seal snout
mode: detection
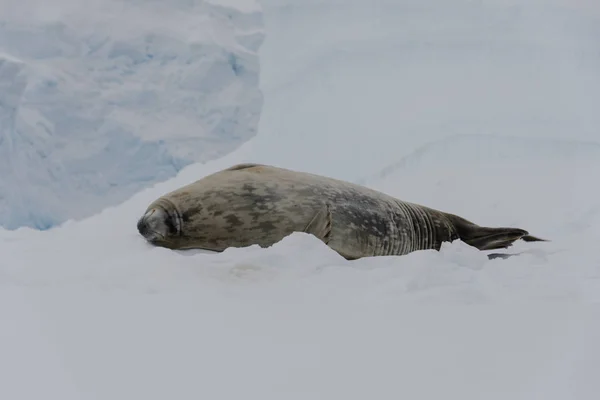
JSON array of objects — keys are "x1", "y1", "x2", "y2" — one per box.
[{"x1": 137, "y1": 208, "x2": 169, "y2": 243}]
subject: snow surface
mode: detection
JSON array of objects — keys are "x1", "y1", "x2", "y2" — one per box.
[
  {"x1": 2, "y1": 135, "x2": 600, "y2": 399},
  {"x1": 3, "y1": 0, "x2": 600, "y2": 399},
  {"x1": 252, "y1": 0, "x2": 600, "y2": 182},
  {"x1": 0, "y1": 0, "x2": 264, "y2": 230}
]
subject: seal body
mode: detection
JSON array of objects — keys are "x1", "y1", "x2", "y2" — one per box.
[{"x1": 137, "y1": 163, "x2": 544, "y2": 259}]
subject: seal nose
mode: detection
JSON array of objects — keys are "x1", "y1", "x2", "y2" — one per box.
[{"x1": 137, "y1": 217, "x2": 148, "y2": 236}]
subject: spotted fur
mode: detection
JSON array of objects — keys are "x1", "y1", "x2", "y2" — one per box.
[{"x1": 137, "y1": 163, "x2": 546, "y2": 259}]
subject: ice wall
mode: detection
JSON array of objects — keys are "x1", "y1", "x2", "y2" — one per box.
[{"x1": 0, "y1": 0, "x2": 264, "y2": 229}]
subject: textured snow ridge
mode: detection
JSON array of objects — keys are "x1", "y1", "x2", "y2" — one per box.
[{"x1": 0, "y1": 0, "x2": 264, "y2": 230}]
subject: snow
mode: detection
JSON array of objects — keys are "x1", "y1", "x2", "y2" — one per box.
[
  {"x1": 251, "y1": 0, "x2": 600, "y2": 182},
  {"x1": 2, "y1": 0, "x2": 600, "y2": 399},
  {"x1": 0, "y1": 0, "x2": 264, "y2": 230}
]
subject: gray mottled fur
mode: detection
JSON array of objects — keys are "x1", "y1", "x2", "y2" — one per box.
[{"x1": 137, "y1": 163, "x2": 546, "y2": 259}]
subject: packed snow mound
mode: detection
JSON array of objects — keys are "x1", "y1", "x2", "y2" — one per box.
[
  {"x1": 0, "y1": 0, "x2": 264, "y2": 230},
  {"x1": 2, "y1": 134, "x2": 600, "y2": 399},
  {"x1": 2, "y1": 134, "x2": 599, "y2": 302}
]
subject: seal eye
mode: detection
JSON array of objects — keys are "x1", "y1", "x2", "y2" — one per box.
[
  {"x1": 163, "y1": 212, "x2": 179, "y2": 235},
  {"x1": 137, "y1": 208, "x2": 171, "y2": 242}
]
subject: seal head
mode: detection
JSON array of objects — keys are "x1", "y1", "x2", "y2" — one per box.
[{"x1": 136, "y1": 204, "x2": 181, "y2": 247}]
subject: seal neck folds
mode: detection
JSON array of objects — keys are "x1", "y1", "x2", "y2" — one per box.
[{"x1": 393, "y1": 201, "x2": 451, "y2": 253}]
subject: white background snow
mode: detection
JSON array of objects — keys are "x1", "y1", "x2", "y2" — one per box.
[{"x1": 2, "y1": 0, "x2": 600, "y2": 399}]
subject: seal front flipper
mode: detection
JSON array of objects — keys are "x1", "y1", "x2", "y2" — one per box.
[
  {"x1": 303, "y1": 203, "x2": 332, "y2": 244},
  {"x1": 487, "y1": 252, "x2": 520, "y2": 260}
]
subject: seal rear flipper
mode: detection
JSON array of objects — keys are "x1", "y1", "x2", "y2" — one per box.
[
  {"x1": 521, "y1": 234, "x2": 549, "y2": 243},
  {"x1": 446, "y1": 214, "x2": 547, "y2": 251},
  {"x1": 303, "y1": 204, "x2": 332, "y2": 244},
  {"x1": 462, "y1": 226, "x2": 533, "y2": 251}
]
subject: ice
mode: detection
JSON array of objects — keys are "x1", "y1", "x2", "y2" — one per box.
[{"x1": 0, "y1": 0, "x2": 264, "y2": 229}]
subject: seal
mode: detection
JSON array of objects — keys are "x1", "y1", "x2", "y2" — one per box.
[{"x1": 136, "y1": 163, "x2": 546, "y2": 260}]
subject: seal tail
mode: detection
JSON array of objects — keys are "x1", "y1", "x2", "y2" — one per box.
[{"x1": 445, "y1": 214, "x2": 548, "y2": 251}]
